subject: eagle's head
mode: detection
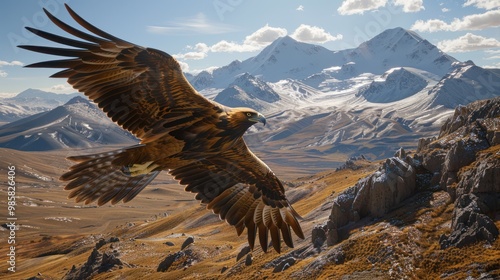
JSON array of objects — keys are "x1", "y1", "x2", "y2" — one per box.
[{"x1": 226, "y1": 107, "x2": 266, "y2": 131}]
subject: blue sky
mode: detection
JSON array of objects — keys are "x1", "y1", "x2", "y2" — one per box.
[{"x1": 0, "y1": 0, "x2": 499, "y2": 96}]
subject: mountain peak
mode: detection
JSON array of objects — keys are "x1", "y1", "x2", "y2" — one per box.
[
  {"x1": 275, "y1": 35, "x2": 297, "y2": 44},
  {"x1": 64, "y1": 96, "x2": 91, "y2": 105},
  {"x1": 360, "y1": 27, "x2": 425, "y2": 51},
  {"x1": 16, "y1": 88, "x2": 55, "y2": 99},
  {"x1": 349, "y1": 27, "x2": 457, "y2": 76}
]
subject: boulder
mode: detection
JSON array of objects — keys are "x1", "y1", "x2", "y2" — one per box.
[
  {"x1": 440, "y1": 194, "x2": 499, "y2": 248},
  {"x1": 157, "y1": 251, "x2": 185, "y2": 272},
  {"x1": 181, "y1": 236, "x2": 194, "y2": 250},
  {"x1": 327, "y1": 148, "x2": 419, "y2": 244},
  {"x1": 245, "y1": 254, "x2": 253, "y2": 266},
  {"x1": 311, "y1": 224, "x2": 327, "y2": 248},
  {"x1": 273, "y1": 257, "x2": 296, "y2": 273},
  {"x1": 236, "y1": 245, "x2": 251, "y2": 261}
]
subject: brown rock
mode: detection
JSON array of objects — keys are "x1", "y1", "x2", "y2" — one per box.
[{"x1": 181, "y1": 236, "x2": 194, "y2": 250}]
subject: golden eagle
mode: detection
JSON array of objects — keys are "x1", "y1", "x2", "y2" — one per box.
[{"x1": 19, "y1": 4, "x2": 303, "y2": 253}]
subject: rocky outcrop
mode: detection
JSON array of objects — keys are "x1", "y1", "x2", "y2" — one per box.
[
  {"x1": 157, "y1": 248, "x2": 200, "y2": 272},
  {"x1": 157, "y1": 251, "x2": 186, "y2": 272},
  {"x1": 440, "y1": 193, "x2": 499, "y2": 248},
  {"x1": 326, "y1": 147, "x2": 421, "y2": 245},
  {"x1": 335, "y1": 155, "x2": 367, "y2": 171},
  {"x1": 323, "y1": 97, "x2": 500, "y2": 249},
  {"x1": 417, "y1": 97, "x2": 500, "y2": 248},
  {"x1": 64, "y1": 247, "x2": 130, "y2": 280}
]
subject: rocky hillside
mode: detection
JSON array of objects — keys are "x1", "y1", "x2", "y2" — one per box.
[
  {"x1": 418, "y1": 97, "x2": 500, "y2": 248},
  {"x1": 302, "y1": 97, "x2": 500, "y2": 278}
]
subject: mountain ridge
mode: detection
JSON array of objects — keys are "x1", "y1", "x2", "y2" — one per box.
[
  {"x1": 0, "y1": 88, "x2": 82, "y2": 122},
  {"x1": 0, "y1": 96, "x2": 137, "y2": 151}
]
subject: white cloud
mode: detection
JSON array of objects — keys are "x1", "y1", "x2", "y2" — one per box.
[
  {"x1": 174, "y1": 43, "x2": 210, "y2": 60},
  {"x1": 437, "y1": 33, "x2": 500, "y2": 53},
  {"x1": 291, "y1": 24, "x2": 343, "y2": 43},
  {"x1": 296, "y1": 5, "x2": 304, "y2": 11},
  {"x1": 485, "y1": 49, "x2": 500, "y2": 55},
  {"x1": 243, "y1": 25, "x2": 288, "y2": 47},
  {"x1": 411, "y1": 9, "x2": 500, "y2": 32},
  {"x1": 147, "y1": 13, "x2": 237, "y2": 35},
  {"x1": 0, "y1": 60, "x2": 24, "y2": 66},
  {"x1": 411, "y1": 19, "x2": 449, "y2": 32},
  {"x1": 174, "y1": 51, "x2": 208, "y2": 60},
  {"x1": 51, "y1": 84, "x2": 73, "y2": 91},
  {"x1": 483, "y1": 63, "x2": 500, "y2": 69},
  {"x1": 442, "y1": 7, "x2": 450, "y2": 12},
  {"x1": 192, "y1": 43, "x2": 209, "y2": 53},
  {"x1": 338, "y1": 0, "x2": 387, "y2": 15},
  {"x1": 210, "y1": 40, "x2": 261, "y2": 53},
  {"x1": 0, "y1": 92, "x2": 17, "y2": 98},
  {"x1": 210, "y1": 25, "x2": 287, "y2": 53},
  {"x1": 188, "y1": 66, "x2": 219, "y2": 75},
  {"x1": 463, "y1": 0, "x2": 500, "y2": 10},
  {"x1": 338, "y1": 0, "x2": 424, "y2": 15},
  {"x1": 177, "y1": 60, "x2": 190, "y2": 72},
  {"x1": 0, "y1": 60, "x2": 24, "y2": 78},
  {"x1": 393, "y1": 0, "x2": 424, "y2": 12}
]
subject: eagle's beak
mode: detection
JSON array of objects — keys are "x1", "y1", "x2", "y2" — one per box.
[{"x1": 250, "y1": 113, "x2": 266, "y2": 126}]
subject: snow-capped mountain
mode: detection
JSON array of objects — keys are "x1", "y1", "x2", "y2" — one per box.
[
  {"x1": 191, "y1": 27, "x2": 457, "y2": 91},
  {"x1": 231, "y1": 73, "x2": 281, "y2": 103},
  {"x1": 192, "y1": 36, "x2": 340, "y2": 90},
  {"x1": 13, "y1": 88, "x2": 80, "y2": 102},
  {"x1": 0, "y1": 96, "x2": 137, "y2": 151},
  {"x1": 344, "y1": 27, "x2": 457, "y2": 76},
  {"x1": 357, "y1": 67, "x2": 429, "y2": 103},
  {"x1": 428, "y1": 61, "x2": 500, "y2": 108},
  {"x1": 0, "y1": 89, "x2": 81, "y2": 122},
  {"x1": 214, "y1": 73, "x2": 281, "y2": 111},
  {"x1": 241, "y1": 36, "x2": 338, "y2": 82}
]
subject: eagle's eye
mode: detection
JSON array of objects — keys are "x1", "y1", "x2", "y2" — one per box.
[{"x1": 246, "y1": 112, "x2": 252, "y2": 117}]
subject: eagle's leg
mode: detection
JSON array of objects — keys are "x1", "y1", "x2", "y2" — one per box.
[{"x1": 122, "y1": 161, "x2": 160, "y2": 176}]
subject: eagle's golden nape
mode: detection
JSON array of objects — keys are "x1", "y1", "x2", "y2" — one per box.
[{"x1": 19, "y1": 4, "x2": 304, "y2": 253}]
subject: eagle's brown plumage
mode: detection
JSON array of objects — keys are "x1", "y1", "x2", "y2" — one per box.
[{"x1": 19, "y1": 4, "x2": 304, "y2": 253}]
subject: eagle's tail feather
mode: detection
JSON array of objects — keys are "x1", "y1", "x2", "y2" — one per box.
[{"x1": 60, "y1": 149, "x2": 159, "y2": 206}]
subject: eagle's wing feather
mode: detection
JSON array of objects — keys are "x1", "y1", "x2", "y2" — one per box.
[
  {"x1": 19, "y1": 4, "x2": 221, "y2": 142},
  {"x1": 170, "y1": 139, "x2": 304, "y2": 252}
]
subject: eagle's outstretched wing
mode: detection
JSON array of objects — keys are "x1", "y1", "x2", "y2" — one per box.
[
  {"x1": 19, "y1": 4, "x2": 303, "y2": 253},
  {"x1": 19, "y1": 4, "x2": 221, "y2": 143},
  {"x1": 170, "y1": 139, "x2": 304, "y2": 253}
]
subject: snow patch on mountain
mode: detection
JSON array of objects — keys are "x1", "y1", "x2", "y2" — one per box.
[{"x1": 357, "y1": 67, "x2": 429, "y2": 103}]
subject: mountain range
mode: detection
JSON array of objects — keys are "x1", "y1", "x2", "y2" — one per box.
[
  {"x1": 0, "y1": 88, "x2": 81, "y2": 123},
  {"x1": 1, "y1": 27, "x2": 499, "y2": 168},
  {"x1": 190, "y1": 27, "x2": 457, "y2": 90},
  {"x1": 0, "y1": 96, "x2": 137, "y2": 151}
]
